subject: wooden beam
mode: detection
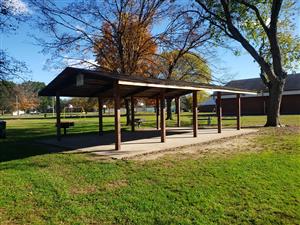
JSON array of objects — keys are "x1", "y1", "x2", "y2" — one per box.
[
  {"x1": 118, "y1": 80, "x2": 258, "y2": 95},
  {"x1": 131, "y1": 96, "x2": 135, "y2": 132},
  {"x1": 175, "y1": 97, "x2": 181, "y2": 127},
  {"x1": 236, "y1": 93, "x2": 241, "y2": 130},
  {"x1": 192, "y1": 91, "x2": 198, "y2": 137},
  {"x1": 156, "y1": 96, "x2": 159, "y2": 130},
  {"x1": 124, "y1": 86, "x2": 152, "y2": 98},
  {"x1": 160, "y1": 90, "x2": 166, "y2": 142},
  {"x1": 98, "y1": 97, "x2": 103, "y2": 135},
  {"x1": 149, "y1": 88, "x2": 181, "y2": 99},
  {"x1": 114, "y1": 83, "x2": 121, "y2": 150},
  {"x1": 56, "y1": 93, "x2": 61, "y2": 141},
  {"x1": 90, "y1": 85, "x2": 113, "y2": 97},
  {"x1": 167, "y1": 90, "x2": 192, "y2": 99},
  {"x1": 217, "y1": 92, "x2": 222, "y2": 133}
]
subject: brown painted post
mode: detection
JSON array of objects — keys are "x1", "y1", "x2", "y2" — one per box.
[
  {"x1": 156, "y1": 96, "x2": 159, "y2": 130},
  {"x1": 160, "y1": 90, "x2": 166, "y2": 142},
  {"x1": 98, "y1": 97, "x2": 103, "y2": 135},
  {"x1": 192, "y1": 91, "x2": 198, "y2": 137},
  {"x1": 236, "y1": 93, "x2": 241, "y2": 130},
  {"x1": 175, "y1": 97, "x2": 181, "y2": 127},
  {"x1": 217, "y1": 92, "x2": 222, "y2": 133},
  {"x1": 125, "y1": 99, "x2": 130, "y2": 126},
  {"x1": 114, "y1": 83, "x2": 121, "y2": 150},
  {"x1": 56, "y1": 93, "x2": 61, "y2": 141},
  {"x1": 131, "y1": 95, "x2": 135, "y2": 132}
]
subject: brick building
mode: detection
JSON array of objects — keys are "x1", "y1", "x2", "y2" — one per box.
[{"x1": 200, "y1": 73, "x2": 300, "y2": 115}]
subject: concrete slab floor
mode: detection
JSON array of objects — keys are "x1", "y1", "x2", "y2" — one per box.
[{"x1": 37, "y1": 127, "x2": 258, "y2": 159}]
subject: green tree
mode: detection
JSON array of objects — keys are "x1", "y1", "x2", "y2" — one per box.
[
  {"x1": 181, "y1": 91, "x2": 210, "y2": 112},
  {"x1": 160, "y1": 51, "x2": 211, "y2": 82},
  {"x1": 194, "y1": 0, "x2": 300, "y2": 126}
]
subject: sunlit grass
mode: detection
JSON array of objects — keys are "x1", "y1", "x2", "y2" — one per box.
[
  {"x1": 0, "y1": 115, "x2": 299, "y2": 224},
  {"x1": 1, "y1": 113, "x2": 299, "y2": 142}
]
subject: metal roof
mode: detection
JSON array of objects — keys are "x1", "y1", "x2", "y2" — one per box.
[
  {"x1": 39, "y1": 67, "x2": 257, "y2": 98},
  {"x1": 225, "y1": 73, "x2": 300, "y2": 92}
]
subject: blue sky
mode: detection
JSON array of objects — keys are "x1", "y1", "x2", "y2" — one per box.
[{"x1": 1, "y1": 1, "x2": 299, "y2": 85}]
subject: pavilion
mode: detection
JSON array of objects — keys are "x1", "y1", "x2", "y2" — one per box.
[{"x1": 39, "y1": 67, "x2": 257, "y2": 150}]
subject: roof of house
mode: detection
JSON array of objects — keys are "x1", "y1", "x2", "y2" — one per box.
[
  {"x1": 225, "y1": 73, "x2": 300, "y2": 92},
  {"x1": 39, "y1": 67, "x2": 257, "y2": 98},
  {"x1": 200, "y1": 97, "x2": 215, "y2": 106}
]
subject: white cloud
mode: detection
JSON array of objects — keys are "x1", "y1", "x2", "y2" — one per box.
[
  {"x1": 75, "y1": 25, "x2": 85, "y2": 34},
  {"x1": 62, "y1": 57, "x2": 98, "y2": 68},
  {"x1": 266, "y1": 18, "x2": 271, "y2": 26},
  {"x1": 3, "y1": 0, "x2": 29, "y2": 15}
]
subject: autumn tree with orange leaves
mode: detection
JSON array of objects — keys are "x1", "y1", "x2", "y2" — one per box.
[
  {"x1": 30, "y1": 0, "x2": 215, "y2": 122},
  {"x1": 14, "y1": 82, "x2": 39, "y2": 111},
  {"x1": 94, "y1": 16, "x2": 158, "y2": 77},
  {"x1": 93, "y1": 11, "x2": 161, "y2": 124}
]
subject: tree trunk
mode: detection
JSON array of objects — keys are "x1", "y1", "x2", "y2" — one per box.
[
  {"x1": 166, "y1": 98, "x2": 173, "y2": 120},
  {"x1": 125, "y1": 99, "x2": 130, "y2": 125},
  {"x1": 265, "y1": 79, "x2": 285, "y2": 127}
]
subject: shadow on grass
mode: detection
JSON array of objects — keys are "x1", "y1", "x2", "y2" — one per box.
[
  {"x1": 0, "y1": 126, "x2": 191, "y2": 162},
  {"x1": 0, "y1": 141, "x2": 58, "y2": 163},
  {"x1": 0, "y1": 124, "x2": 113, "y2": 162}
]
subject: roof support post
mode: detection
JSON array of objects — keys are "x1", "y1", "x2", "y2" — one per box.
[
  {"x1": 125, "y1": 98, "x2": 130, "y2": 126},
  {"x1": 114, "y1": 82, "x2": 121, "y2": 150},
  {"x1": 98, "y1": 97, "x2": 103, "y2": 135},
  {"x1": 56, "y1": 93, "x2": 61, "y2": 141},
  {"x1": 131, "y1": 96, "x2": 135, "y2": 132},
  {"x1": 192, "y1": 91, "x2": 198, "y2": 137},
  {"x1": 236, "y1": 93, "x2": 241, "y2": 130},
  {"x1": 160, "y1": 90, "x2": 166, "y2": 142},
  {"x1": 175, "y1": 97, "x2": 181, "y2": 127},
  {"x1": 156, "y1": 96, "x2": 159, "y2": 130},
  {"x1": 217, "y1": 92, "x2": 222, "y2": 133}
]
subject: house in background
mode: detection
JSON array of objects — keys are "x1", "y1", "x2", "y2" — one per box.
[
  {"x1": 12, "y1": 110, "x2": 25, "y2": 116},
  {"x1": 199, "y1": 73, "x2": 300, "y2": 115}
]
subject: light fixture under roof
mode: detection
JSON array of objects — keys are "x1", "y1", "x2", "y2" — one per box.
[{"x1": 76, "y1": 73, "x2": 84, "y2": 86}]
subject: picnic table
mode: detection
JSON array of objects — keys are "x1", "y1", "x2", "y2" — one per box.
[
  {"x1": 134, "y1": 118, "x2": 144, "y2": 128},
  {"x1": 198, "y1": 114, "x2": 215, "y2": 125},
  {"x1": 198, "y1": 114, "x2": 237, "y2": 125},
  {"x1": 56, "y1": 121, "x2": 74, "y2": 135}
]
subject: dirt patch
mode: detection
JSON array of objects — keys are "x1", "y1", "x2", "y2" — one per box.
[
  {"x1": 104, "y1": 179, "x2": 128, "y2": 190},
  {"x1": 259, "y1": 126, "x2": 300, "y2": 136},
  {"x1": 70, "y1": 185, "x2": 97, "y2": 195},
  {"x1": 131, "y1": 132, "x2": 263, "y2": 161},
  {"x1": 131, "y1": 127, "x2": 300, "y2": 161},
  {"x1": 0, "y1": 208, "x2": 18, "y2": 225}
]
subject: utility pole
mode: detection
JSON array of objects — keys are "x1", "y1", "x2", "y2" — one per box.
[{"x1": 16, "y1": 95, "x2": 19, "y2": 116}]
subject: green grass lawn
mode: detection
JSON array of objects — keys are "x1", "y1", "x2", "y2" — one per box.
[
  {"x1": 0, "y1": 114, "x2": 299, "y2": 224},
  {"x1": 1, "y1": 113, "x2": 299, "y2": 141}
]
